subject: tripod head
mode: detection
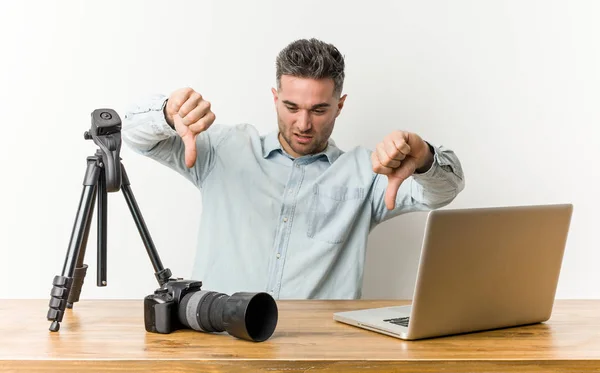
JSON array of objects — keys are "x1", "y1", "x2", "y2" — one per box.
[{"x1": 84, "y1": 109, "x2": 122, "y2": 192}]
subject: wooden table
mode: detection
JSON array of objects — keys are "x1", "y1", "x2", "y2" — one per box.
[{"x1": 1, "y1": 299, "x2": 599, "y2": 372}]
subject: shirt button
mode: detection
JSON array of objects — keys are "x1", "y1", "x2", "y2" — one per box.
[
  {"x1": 295, "y1": 164, "x2": 300, "y2": 168},
  {"x1": 282, "y1": 217, "x2": 288, "y2": 222},
  {"x1": 276, "y1": 253, "x2": 281, "y2": 259}
]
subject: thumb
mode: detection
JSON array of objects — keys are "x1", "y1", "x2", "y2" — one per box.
[
  {"x1": 173, "y1": 114, "x2": 197, "y2": 168},
  {"x1": 182, "y1": 132, "x2": 197, "y2": 168},
  {"x1": 384, "y1": 159, "x2": 417, "y2": 210},
  {"x1": 384, "y1": 177, "x2": 403, "y2": 210}
]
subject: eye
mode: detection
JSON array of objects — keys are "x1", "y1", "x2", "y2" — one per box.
[
  {"x1": 312, "y1": 109, "x2": 326, "y2": 115},
  {"x1": 286, "y1": 106, "x2": 298, "y2": 113}
]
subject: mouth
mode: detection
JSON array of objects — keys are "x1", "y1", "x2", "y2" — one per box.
[{"x1": 294, "y1": 134, "x2": 313, "y2": 144}]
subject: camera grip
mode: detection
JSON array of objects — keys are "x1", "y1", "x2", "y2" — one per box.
[{"x1": 144, "y1": 295, "x2": 174, "y2": 334}]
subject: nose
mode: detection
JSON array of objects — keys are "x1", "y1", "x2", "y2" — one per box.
[{"x1": 296, "y1": 110, "x2": 312, "y2": 133}]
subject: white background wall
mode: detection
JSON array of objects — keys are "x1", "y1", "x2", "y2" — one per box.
[{"x1": 0, "y1": 0, "x2": 598, "y2": 300}]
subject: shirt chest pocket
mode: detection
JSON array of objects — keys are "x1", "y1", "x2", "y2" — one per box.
[{"x1": 306, "y1": 184, "x2": 367, "y2": 244}]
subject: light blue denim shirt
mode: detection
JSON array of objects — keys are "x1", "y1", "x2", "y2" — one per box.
[{"x1": 122, "y1": 94, "x2": 465, "y2": 299}]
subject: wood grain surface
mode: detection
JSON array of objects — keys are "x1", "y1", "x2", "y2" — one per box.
[{"x1": 0, "y1": 299, "x2": 599, "y2": 372}]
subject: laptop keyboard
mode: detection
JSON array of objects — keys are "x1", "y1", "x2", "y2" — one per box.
[{"x1": 383, "y1": 317, "x2": 410, "y2": 327}]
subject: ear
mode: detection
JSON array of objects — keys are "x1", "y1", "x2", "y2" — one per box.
[
  {"x1": 336, "y1": 94, "x2": 347, "y2": 117},
  {"x1": 271, "y1": 87, "x2": 279, "y2": 104}
]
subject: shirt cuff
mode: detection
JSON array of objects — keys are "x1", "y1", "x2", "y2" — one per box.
[
  {"x1": 411, "y1": 143, "x2": 458, "y2": 181},
  {"x1": 127, "y1": 93, "x2": 176, "y2": 137}
]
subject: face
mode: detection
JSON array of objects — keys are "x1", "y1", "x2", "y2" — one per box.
[{"x1": 272, "y1": 75, "x2": 347, "y2": 158}]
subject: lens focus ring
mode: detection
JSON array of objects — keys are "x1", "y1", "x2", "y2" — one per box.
[
  {"x1": 198, "y1": 292, "x2": 225, "y2": 332},
  {"x1": 182, "y1": 290, "x2": 210, "y2": 332}
]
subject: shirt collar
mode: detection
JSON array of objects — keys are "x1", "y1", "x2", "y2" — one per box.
[{"x1": 262, "y1": 130, "x2": 342, "y2": 164}]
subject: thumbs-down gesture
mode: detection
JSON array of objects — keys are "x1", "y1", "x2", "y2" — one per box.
[{"x1": 371, "y1": 131, "x2": 434, "y2": 210}]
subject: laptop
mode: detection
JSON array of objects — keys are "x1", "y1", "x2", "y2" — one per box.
[{"x1": 333, "y1": 203, "x2": 573, "y2": 340}]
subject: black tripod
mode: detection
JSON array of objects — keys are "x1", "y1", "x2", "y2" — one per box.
[{"x1": 47, "y1": 108, "x2": 173, "y2": 332}]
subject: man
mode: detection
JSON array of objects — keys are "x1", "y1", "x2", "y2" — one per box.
[{"x1": 122, "y1": 38, "x2": 465, "y2": 299}]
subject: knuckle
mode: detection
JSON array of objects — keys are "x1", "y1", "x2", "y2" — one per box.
[
  {"x1": 171, "y1": 101, "x2": 184, "y2": 113},
  {"x1": 191, "y1": 91, "x2": 203, "y2": 101},
  {"x1": 196, "y1": 120, "x2": 210, "y2": 132},
  {"x1": 372, "y1": 162, "x2": 388, "y2": 174},
  {"x1": 190, "y1": 124, "x2": 201, "y2": 134},
  {"x1": 379, "y1": 150, "x2": 390, "y2": 163},
  {"x1": 176, "y1": 88, "x2": 193, "y2": 102},
  {"x1": 179, "y1": 107, "x2": 190, "y2": 118}
]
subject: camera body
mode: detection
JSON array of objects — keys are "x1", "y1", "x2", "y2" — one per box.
[
  {"x1": 144, "y1": 279, "x2": 202, "y2": 334},
  {"x1": 143, "y1": 278, "x2": 278, "y2": 342}
]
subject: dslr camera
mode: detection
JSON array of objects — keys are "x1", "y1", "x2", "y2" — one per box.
[{"x1": 144, "y1": 279, "x2": 278, "y2": 342}]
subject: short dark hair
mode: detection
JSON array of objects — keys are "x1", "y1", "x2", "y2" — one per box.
[{"x1": 275, "y1": 38, "x2": 345, "y2": 96}]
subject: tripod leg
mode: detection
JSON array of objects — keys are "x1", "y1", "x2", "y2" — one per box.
[
  {"x1": 66, "y1": 183, "x2": 96, "y2": 308},
  {"x1": 120, "y1": 164, "x2": 172, "y2": 286},
  {"x1": 97, "y1": 169, "x2": 108, "y2": 286},
  {"x1": 48, "y1": 157, "x2": 101, "y2": 332}
]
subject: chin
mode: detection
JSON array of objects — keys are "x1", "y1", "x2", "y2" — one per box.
[
  {"x1": 294, "y1": 144, "x2": 319, "y2": 156},
  {"x1": 290, "y1": 147, "x2": 309, "y2": 156}
]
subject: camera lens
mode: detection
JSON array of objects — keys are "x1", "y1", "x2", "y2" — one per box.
[{"x1": 178, "y1": 290, "x2": 278, "y2": 342}]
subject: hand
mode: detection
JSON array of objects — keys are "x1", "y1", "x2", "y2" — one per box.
[
  {"x1": 371, "y1": 131, "x2": 434, "y2": 210},
  {"x1": 164, "y1": 87, "x2": 216, "y2": 168}
]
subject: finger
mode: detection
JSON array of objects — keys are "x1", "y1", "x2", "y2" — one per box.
[
  {"x1": 385, "y1": 176, "x2": 403, "y2": 210},
  {"x1": 168, "y1": 88, "x2": 195, "y2": 114},
  {"x1": 182, "y1": 100, "x2": 211, "y2": 127},
  {"x1": 371, "y1": 151, "x2": 394, "y2": 175},
  {"x1": 179, "y1": 93, "x2": 204, "y2": 120},
  {"x1": 376, "y1": 143, "x2": 401, "y2": 169},
  {"x1": 188, "y1": 111, "x2": 216, "y2": 133},
  {"x1": 182, "y1": 132, "x2": 197, "y2": 168},
  {"x1": 392, "y1": 138, "x2": 411, "y2": 156},
  {"x1": 384, "y1": 139, "x2": 406, "y2": 161},
  {"x1": 390, "y1": 158, "x2": 418, "y2": 186},
  {"x1": 389, "y1": 132, "x2": 411, "y2": 155}
]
